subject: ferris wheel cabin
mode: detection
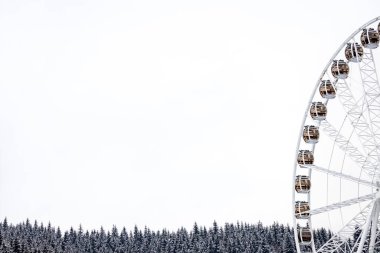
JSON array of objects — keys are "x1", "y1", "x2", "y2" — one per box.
[
  {"x1": 303, "y1": 125, "x2": 319, "y2": 144},
  {"x1": 297, "y1": 150, "x2": 314, "y2": 167},
  {"x1": 345, "y1": 43, "x2": 364, "y2": 62},
  {"x1": 319, "y1": 80, "x2": 336, "y2": 99},
  {"x1": 297, "y1": 227, "x2": 312, "y2": 245},
  {"x1": 361, "y1": 28, "x2": 379, "y2": 49},
  {"x1": 309, "y1": 102, "x2": 327, "y2": 120},
  {"x1": 331, "y1": 60, "x2": 349, "y2": 79},
  {"x1": 295, "y1": 201, "x2": 310, "y2": 219},
  {"x1": 295, "y1": 175, "x2": 311, "y2": 193}
]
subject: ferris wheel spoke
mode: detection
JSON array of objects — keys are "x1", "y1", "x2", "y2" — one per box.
[
  {"x1": 316, "y1": 202, "x2": 373, "y2": 253},
  {"x1": 371, "y1": 219, "x2": 380, "y2": 249},
  {"x1": 308, "y1": 193, "x2": 375, "y2": 216},
  {"x1": 335, "y1": 79, "x2": 378, "y2": 162},
  {"x1": 359, "y1": 50, "x2": 380, "y2": 165},
  {"x1": 320, "y1": 120, "x2": 377, "y2": 177},
  {"x1": 349, "y1": 199, "x2": 380, "y2": 253},
  {"x1": 355, "y1": 200, "x2": 379, "y2": 252},
  {"x1": 368, "y1": 200, "x2": 380, "y2": 253},
  {"x1": 304, "y1": 165, "x2": 376, "y2": 187}
]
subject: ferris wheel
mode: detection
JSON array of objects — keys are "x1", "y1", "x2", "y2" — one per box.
[{"x1": 293, "y1": 17, "x2": 380, "y2": 253}]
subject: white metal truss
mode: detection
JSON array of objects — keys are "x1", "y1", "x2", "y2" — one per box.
[
  {"x1": 348, "y1": 208, "x2": 380, "y2": 252},
  {"x1": 354, "y1": 200, "x2": 376, "y2": 252},
  {"x1": 335, "y1": 79, "x2": 378, "y2": 176},
  {"x1": 360, "y1": 50, "x2": 380, "y2": 149},
  {"x1": 304, "y1": 165, "x2": 376, "y2": 188},
  {"x1": 357, "y1": 49, "x2": 380, "y2": 185},
  {"x1": 368, "y1": 226, "x2": 380, "y2": 252},
  {"x1": 320, "y1": 120, "x2": 377, "y2": 176},
  {"x1": 368, "y1": 200, "x2": 380, "y2": 253},
  {"x1": 309, "y1": 193, "x2": 375, "y2": 216},
  {"x1": 349, "y1": 199, "x2": 380, "y2": 252},
  {"x1": 316, "y1": 202, "x2": 373, "y2": 253}
]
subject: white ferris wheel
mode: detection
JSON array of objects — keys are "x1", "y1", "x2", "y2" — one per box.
[{"x1": 293, "y1": 17, "x2": 380, "y2": 253}]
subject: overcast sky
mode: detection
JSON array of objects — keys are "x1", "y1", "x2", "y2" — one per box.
[{"x1": 0, "y1": 0, "x2": 379, "y2": 232}]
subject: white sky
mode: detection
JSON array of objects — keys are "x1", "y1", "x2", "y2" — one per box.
[{"x1": 0, "y1": 0, "x2": 379, "y2": 232}]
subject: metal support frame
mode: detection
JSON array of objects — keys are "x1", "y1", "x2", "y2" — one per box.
[
  {"x1": 356, "y1": 200, "x2": 376, "y2": 252},
  {"x1": 309, "y1": 193, "x2": 375, "y2": 216},
  {"x1": 319, "y1": 120, "x2": 377, "y2": 175},
  {"x1": 317, "y1": 202, "x2": 373, "y2": 252},
  {"x1": 360, "y1": 50, "x2": 380, "y2": 150},
  {"x1": 368, "y1": 200, "x2": 380, "y2": 253},
  {"x1": 335, "y1": 79, "x2": 379, "y2": 176},
  {"x1": 304, "y1": 165, "x2": 376, "y2": 188}
]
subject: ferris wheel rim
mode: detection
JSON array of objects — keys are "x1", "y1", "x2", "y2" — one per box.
[{"x1": 292, "y1": 16, "x2": 380, "y2": 253}]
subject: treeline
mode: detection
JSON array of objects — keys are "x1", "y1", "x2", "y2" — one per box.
[{"x1": 0, "y1": 218, "x2": 331, "y2": 253}]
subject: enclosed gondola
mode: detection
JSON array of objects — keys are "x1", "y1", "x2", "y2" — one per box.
[
  {"x1": 345, "y1": 42, "x2": 364, "y2": 62},
  {"x1": 310, "y1": 102, "x2": 327, "y2": 120},
  {"x1": 295, "y1": 175, "x2": 311, "y2": 193},
  {"x1": 295, "y1": 201, "x2": 310, "y2": 219},
  {"x1": 361, "y1": 28, "x2": 379, "y2": 49},
  {"x1": 319, "y1": 80, "x2": 336, "y2": 99},
  {"x1": 297, "y1": 150, "x2": 314, "y2": 166},
  {"x1": 298, "y1": 227, "x2": 312, "y2": 245},
  {"x1": 303, "y1": 125, "x2": 319, "y2": 144},
  {"x1": 331, "y1": 60, "x2": 349, "y2": 79}
]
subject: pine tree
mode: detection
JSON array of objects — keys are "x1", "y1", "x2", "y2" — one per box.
[
  {"x1": 3, "y1": 218, "x2": 8, "y2": 230},
  {"x1": 282, "y1": 231, "x2": 295, "y2": 253},
  {"x1": 13, "y1": 238, "x2": 22, "y2": 253}
]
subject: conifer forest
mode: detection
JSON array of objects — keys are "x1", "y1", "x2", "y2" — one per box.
[{"x1": 0, "y1": 218, "x2": 333, "y2": 253}]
